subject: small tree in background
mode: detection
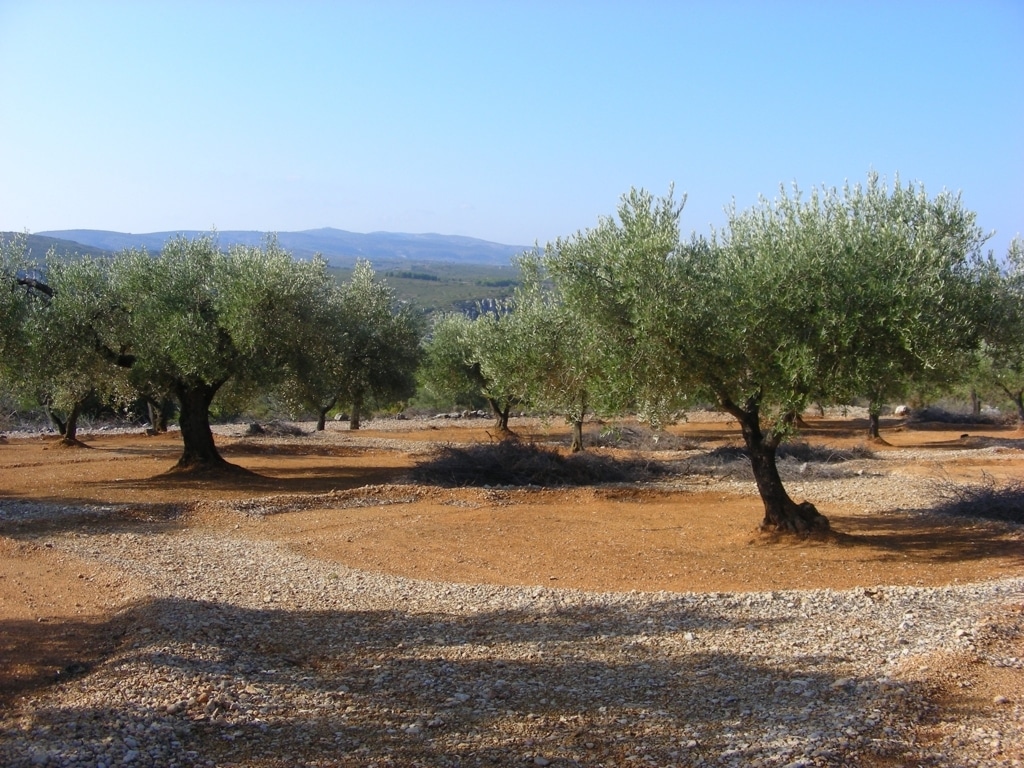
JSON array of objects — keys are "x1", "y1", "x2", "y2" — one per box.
[
  {"x1": 420, "y1": 309, "x2": 523, "y2": 434},
  {"x1": 20, "y1": 255, "x2": 133, "y2": 444},
  {"x1": 279, "y1": 261, "x2": 423, "y2": 430},
  {"x1": 515, "y1": 251, "x2": 623, "y2": 451},
  {"x1": 334, "y1": 261, "x2": 423, "y2": 429},
  {"x1": 0, "y1": 235, "x2": 33, "y2": 389},
  {"x1": 277, "y1": 281, "x2": 352, "y2": 430},
  {"x1": 810, "y1": 175, "x2": 992, "y2": 438}
]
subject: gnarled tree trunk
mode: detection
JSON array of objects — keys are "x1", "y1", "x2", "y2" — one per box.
[
  {"x1": 60, "y1": 401, "x2": 83, "y2": 446},
  {"x1": 970, "y1": 388, "x2": 981, "y2": 419},
  {"x1": 867, "y1": 403, "x2": 882, "y2": 440},
  {"x1": 44, "y1": 400, "x2": 86, "y2": 446},
  {"x1": 43, "y1": 403, "x2": 67, "y2": 437},
  {"x1": 570, "y1": 419, "x2": 585, "y2": 453},
  {"x1": 350, "y1": 393, "x2": 363, "y2": 430},
  {"x1": 147, "y1": 397, "x2": 173, "y2": 434},
  {"x1": 173, "y1": 381, "x2": 230, "y2": 471},
  {"x1": 316, "y1": 397, "x2": 336, "y2": 432},
  {"x1": 720, "y1": 394, "x2": 830, "y2": 535},
  {"x1": 487, "y1": 397, "x2": 511, "y2": 434},
  {"x1": 1008, "y1": 388, "x2": 1024, "y2": 428}
]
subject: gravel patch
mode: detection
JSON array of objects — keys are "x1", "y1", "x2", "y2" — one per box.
[{"x1": 1, "y1": 501, "x2": 1021, "y2": 767}]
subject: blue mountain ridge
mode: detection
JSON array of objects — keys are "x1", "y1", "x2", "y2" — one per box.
[{"x1": 35, "y1": 227, "x2": 530, "y2": 267}]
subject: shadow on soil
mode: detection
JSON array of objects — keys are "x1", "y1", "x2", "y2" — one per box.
[
  {"x1": 829, "y1": 511, "x2": 1024, "y2": 566},
  {"x1": 88, "y1": 462, "x2": 410, "y2": 497},
  {"x1": 1, "y1": 594, "x2": 930, "y2": 766}
]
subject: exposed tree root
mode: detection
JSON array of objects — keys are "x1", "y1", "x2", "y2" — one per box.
[
  {"x1": 761, "y1": 500, "x2": 831, "y2": 536},
  {"x1": 163, "y1": 460, "x2": 257, "y2": 479},
  {"x1": 52, "y1": 437, "x2": 91, "y2": 449}
]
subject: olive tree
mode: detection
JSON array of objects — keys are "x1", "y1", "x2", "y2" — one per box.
[
  {"x1": 107, "y1": 234, "x2": 334, "y2": 471},
  {"x1": 0, "y1": 235, "x2": 33, "y2": 385},
  {"x1": 333, "y1": 261, "x2": 423, "y2": 429},
  {"x1": 20, "y1": 255, "x2": 134, "y2": 444},
  {"x1": 419, "y1": 309, "x2": 523, "y2": 433},
  {"x1": 979, "y1": 237, "x2": 1024, "y2": 425},
  {"x1": 512, "y1": 252, "x2": 623, "y2": 451},
  {"x1": 276, "y1": 279, "x2": 352, "y2": 430},
  {"x1": 804, "y1": 175, "x2": 992, "y2": 438},
  {"x1": 279, "y1": 261, "x2": 422, "y2": 430},
  {"x1": 547, "y1": 176, "x2": 991, "y2": 533}
]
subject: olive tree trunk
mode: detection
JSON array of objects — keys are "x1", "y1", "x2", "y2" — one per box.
[
  {"x1": 570, "y1": 419, "x2": 585, "y2": 453},
  {"x1": 867, "y1": 409, "x2": 882, "y2": 440},
  {"x1": 1007, "y1": 388, "x2": 1024, "y2": 428},
  {"x1": 173, "y1": 382, "x2": 229, "y2": 471},
  {"x1": 315, "y1": 397, "x2": 336, "y2": 432},
  {"x1": 61, "y1": 401, "x2": 83, "y2": 445},
  {"x1": 147, "y1": 397, "x2": 173, "y2": 434},
  {"x1": 43, "y1": 404, "x2": 67, "y2": 437},
  {"x1": 721, "y1": 395, "x2": 830, "y2": 534},
  {"x1": 350, "y1": 393, "x2": 363, "y2": 430},
  {"x1": 487, "y1": 397, "x2": 511, "y2": 434}
]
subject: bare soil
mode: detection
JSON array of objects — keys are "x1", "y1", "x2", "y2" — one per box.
[{"x1": 2, "y1": 414, "x2": 1023, "y2": 731}]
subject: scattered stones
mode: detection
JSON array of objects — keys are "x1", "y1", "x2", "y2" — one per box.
[{"x1": 1, "y1": 417, "x2": 1022, "y2": 766}]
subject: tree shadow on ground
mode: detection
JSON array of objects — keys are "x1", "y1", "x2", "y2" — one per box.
[
  {"x1": 65, "y1": 460, "x2": 411, "y2": 499},
  {"x1": 829, "y1": 510, "x2": 1024, "y2": 566},
  {"x1": 1, "y1": 593, "x2": 936, "y2": 767},
  {"x1": 0, "y1": 499, "x2": 185, "y2": 538}
]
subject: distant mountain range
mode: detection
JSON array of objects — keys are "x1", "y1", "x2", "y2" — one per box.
[{"x1": 24, "y1": 227, "x2": 530, "y2": 267}]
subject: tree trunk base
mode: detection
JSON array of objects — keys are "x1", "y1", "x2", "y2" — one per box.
[
  {"x1": 761, "y1": 500, "x2": 830, "y2": 535},
  {"x1": 166, "y1": 456, "x2": 253, "y2": 477},
  {"x1": 867, "y1": 435, "x2": 892, "y2": 446},
  {"x1": 488, "y1": 426, "x2": 518, "y2": 442},
  {"x1": 54, "y1": 436, "x2": 90, "y2": 449}
]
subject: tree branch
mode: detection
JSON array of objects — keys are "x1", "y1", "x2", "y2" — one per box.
[{"x1": 16, "y1": 276, "x2": 53, "y2": 298}]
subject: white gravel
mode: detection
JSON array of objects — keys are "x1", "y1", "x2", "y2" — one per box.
[{"x1": 1, "y1": 502, "x2": 1022, "y2": 768}]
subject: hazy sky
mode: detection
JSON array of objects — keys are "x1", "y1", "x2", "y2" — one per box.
[{"x1": 1, "y1": 1, "x2": 1021, "y2": 254}]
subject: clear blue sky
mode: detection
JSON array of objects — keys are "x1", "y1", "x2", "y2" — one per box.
[{"x1": 1, "y1": 1, "x2": 1021, "y2": 254}]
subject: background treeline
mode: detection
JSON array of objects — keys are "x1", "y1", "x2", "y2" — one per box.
[{"x1": 2, "y1": 172, "x2": 1022, "y2": 531}]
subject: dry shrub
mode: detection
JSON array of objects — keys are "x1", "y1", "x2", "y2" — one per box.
[
  {"x1": 412, "y1": 441, "x2": 668, "y2": 488},
  {"x1": 245, "y1": 420, "x2": 306, "y2": 437},
  {"x1": 684, "y1": 442, "x2": 875, "y2": 481},
  {"x1": 931, "y1": 474, "x2": 1024, "y2": 524},
  {"x1": 908, "y1": 406, "x2": 1008, "y2": 426},
  {"x1": 590, "y1": 424, "x2": 701, "y2": 451}
]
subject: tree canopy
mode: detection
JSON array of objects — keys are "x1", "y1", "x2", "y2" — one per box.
[
  {"x1": 106, "y1": 234, "x2": 335, "y2": 470},
  {"x1": 545, "y1": 175, "x2": 993, "y2": 532},
  {"x1": 978, "y1": 237, "x2": 1024, "y2": 424}
]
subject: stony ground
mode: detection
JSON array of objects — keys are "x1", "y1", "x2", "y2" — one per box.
[{"x1": 1, "y1": 413, "x2": 1022, "y2": 767}]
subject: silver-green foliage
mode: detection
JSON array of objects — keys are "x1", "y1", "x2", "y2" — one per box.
[
  {"x1": 420, "y1": 306, "x2": 523, "y2": 425},
  {"x1": 544, "y1": 187, "x2": 690, "y2": 427},
  {"x1": 513, "y1": 251, "x2": 622, "y2": 447},
  {"x1": 712, "y1": 172, "x2": 992, "y2": 421},
  {"x1": 544, "y1": 175, "x2": 993, "y2": 530},
  {"x1": 0, "y1": 234, "x2": 32, "y2": 381},
  {"x1": 333, "y1": 260, "x2": 423, "y2": 419},
  {"x1": 280, "y1": 260, "x2": 423, "y2": 424},
  {"x1": 979, "y1": 237, "x2": 1024, "y2": 420},
  {"x1": 110, "y1": 234, "x2": 332, "y2": 399},
  {"x1": 23, "y1": 255, "x2": 133, "y2": 428}
]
